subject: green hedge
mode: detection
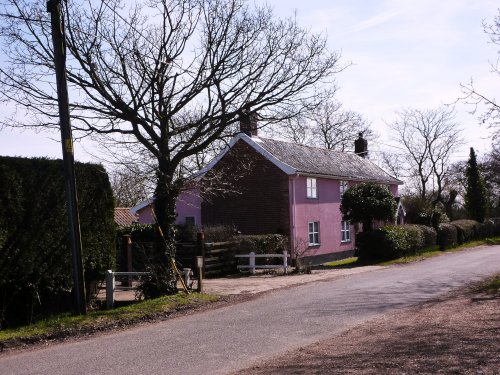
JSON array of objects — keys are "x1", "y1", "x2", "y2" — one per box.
[
  {"x1": 450, "y1": 219, "x2": 481, "y2": 244},
  {"x1": 491, "y1": 218, "x2": 500, "y2": 236},
  {"x1": 231, "y1": 234, "x2": 287, "y2": 255},
  {"x1": 406, "y1": 224, "x2": 437, "y2": 247},
  {"x1": 437, "y1": 223, "x2": 458, "y2": 249},
  {"x1": 357, "y1": 225, "x2": 425, "y2": 260},
  {"x1": 0, "y1": 156, "x2": 115, "y2": 327}
]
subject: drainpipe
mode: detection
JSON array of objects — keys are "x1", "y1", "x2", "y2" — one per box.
[{"x1": 290, "y1": 174, "x2": 299, "y2": 255}]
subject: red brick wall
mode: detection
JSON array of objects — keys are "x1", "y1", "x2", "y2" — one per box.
[{"x1": 201, "y1": 140, "x2": 290, "y2": 235}]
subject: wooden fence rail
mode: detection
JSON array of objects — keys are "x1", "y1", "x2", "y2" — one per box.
[{"x1": 235, "y1": 251, "x2": 289, "y2": 274}]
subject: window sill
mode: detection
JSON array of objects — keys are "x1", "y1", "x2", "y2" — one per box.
[
  {"x1": 341, "y1": 240, "x2": 351, "y2": 244},
  {"x1": 308, "y1": 244, "x2": 320, "y2": 247}
]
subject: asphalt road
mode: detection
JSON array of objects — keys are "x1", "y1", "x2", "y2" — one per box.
[{"x1": 1, "y1": 245, "x2": 500, "y2": 375}]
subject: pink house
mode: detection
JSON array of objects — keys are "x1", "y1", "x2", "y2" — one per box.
[
  {"x1": 131, "y1": 189, "x2": 202, "y2": 227},
  {"x1": 200, "y1": 122, "x2": 404, "y2": 263}
]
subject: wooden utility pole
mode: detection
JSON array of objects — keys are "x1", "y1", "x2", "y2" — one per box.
[{"x1": 47, "y1": 0, "x2": 86, "y2": 315}]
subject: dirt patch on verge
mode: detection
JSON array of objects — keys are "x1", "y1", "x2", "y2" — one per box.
[{"x1": 234, "y1": 288, "x2": 500, "y2": 374}]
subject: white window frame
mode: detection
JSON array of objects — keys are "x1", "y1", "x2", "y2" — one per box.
[
  {"x1": 306, "y1": 177, "x2": 318, "y2": 198},
  {"x1": 308, "y1": 221, "x2": 320, "y2": 246},
  {"x1": 341, "y1": 220, "x2": 351, "y2": 242},
  {"x1": 340, "y1": 180, "x2": 348, "y2": 197}
]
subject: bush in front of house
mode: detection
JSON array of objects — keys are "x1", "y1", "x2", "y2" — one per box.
[
  {"x1": 356, "y1": 225, "x2": 425, "y2": 260},
  {"x1": 436, "y1": 223, "x2": 458, "y2": 249},
  {"x1": 232, "y1": 234, "x2": 288, "y2": 255},
  {"x1": 203, "y1": 224, "x2": 237, "y2": 242},
  {"x1": 0, "y1": 156, "x2": 115, "y2": 327}
]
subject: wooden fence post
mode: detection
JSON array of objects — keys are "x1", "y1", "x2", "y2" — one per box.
[
  {"x1": 123, "y1": 235, "x2": 133, "y2": 287},
  {"x1": 283, "y1": 250, "x2": 288, "y2": 274},
  {"x1": 196, "y1": 232, "x2": 205, "y2": 277},
  {"x1": 249, "y1": 252, "x2": 256, "y2": 274},
  {"x1": 105, "y1": 270, "x2": 115, "y2": 309}
]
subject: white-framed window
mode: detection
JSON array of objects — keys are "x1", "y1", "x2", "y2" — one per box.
[
  {"x1": 340, "y1": 180, "x2": 348, "y2": 197},
  {"x1": 306, "y1": 177, "x2": 317, "y2": 198},
  {"x1": 341, "y1": 220, "x2": 351, "y2": 242},
  {"x1": 308, "y1": 221, "x2": 320, "y2": 245}
]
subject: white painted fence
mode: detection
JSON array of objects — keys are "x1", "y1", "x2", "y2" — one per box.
[
  {"x1": 105, "y1": 270, "x2": 150, "y2": 309},
  {"x1": 235, "y1": 251, "x2": 289, "y2": 274}
]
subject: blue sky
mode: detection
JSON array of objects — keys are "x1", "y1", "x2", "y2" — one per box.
[{"x1": 0, "y1": 0, "x2": 498, "y2": 163}]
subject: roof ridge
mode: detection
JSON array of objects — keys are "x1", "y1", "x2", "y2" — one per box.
[{"x1": 257, "y1": 136, "x2": 356, "y2": 155}]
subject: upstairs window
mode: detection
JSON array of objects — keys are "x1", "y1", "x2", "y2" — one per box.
[
  {"x1": 307, "y1": 177, "x2": 317, "y2": 198},
  {"x1": 308, "y1": 221, "x2": 320, "y2": 245},
  {"x1": 340, "y1": 180, "x2": 348, "y2": 197}
]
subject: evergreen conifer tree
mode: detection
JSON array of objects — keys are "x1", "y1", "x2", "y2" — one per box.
[{"x1": 464, "y1": 147, "x2": 488, "y2": 222}]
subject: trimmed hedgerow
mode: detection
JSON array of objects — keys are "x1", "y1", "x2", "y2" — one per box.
[
  {"x1": 406, "y1": 224, "x2": 437, "y2": 247},
  {"x1": 117, "y1": 223, "x2": 156, "y2": 242},
  {"x1": 478, "y1": 219, "x2": 495, "y2": 238},
  {"x1": 356, "y1": 225, "x2": 425, "y2": 260},
  {"x1": 0, "y1": 156, "x2": 115, "y2": 327},
  {"x1": 203, "y1": 224, "x2": 237, "y2": 242},
  {"x1": 231, "y1": 234, "x2": 287, "y2": 255},
  {"x1": 437, "y1": 223, "x2": 458, "y2": 249},
  {"x1": 490, "y1": 218, "x2": 500, "y2": 236},
  {"x1": 450, "y1": 219, "x2": 481, "y2": 244}
]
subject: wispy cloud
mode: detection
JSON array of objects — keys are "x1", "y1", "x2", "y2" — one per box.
[{"x1": 350, "y1": 9, "x2": 401, "y2": 33}]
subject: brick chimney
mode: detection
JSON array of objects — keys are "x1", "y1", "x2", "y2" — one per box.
[
  {"x1": 240, "y1": 108, "x2": 258, "y2": 137},
  {"x1": 354, "y1": 132, "x2": 368, "y2": 158}
]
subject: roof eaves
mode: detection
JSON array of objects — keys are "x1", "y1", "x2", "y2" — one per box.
[{"x1": 130, "y1": 197, "x2": 155, "y2": 214}]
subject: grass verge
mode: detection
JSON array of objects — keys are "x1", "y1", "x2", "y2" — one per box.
[
  {"x1": 0, "y1": 293, "x2": 219, "y2": 345},
  {"x1": 475, "y1": 274, "x2": 500, "y2": 295}
]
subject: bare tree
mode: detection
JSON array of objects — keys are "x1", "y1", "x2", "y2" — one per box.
[
  {"x1": 460, "y1": 10, "x2": 500, "y2": 141},
  {"x1": 310, "y1": 101, "x2": 374, "y2": 151},
  {"x1": 271, "y1": 98, "x2": 375, "y2": 151},
  {"x1": 388, "y1": 106, "x2": 462, "y2": 205},
  {"x1": 0, "y1": 0, "x2": 342, "y2": 292},
  {"x1": 109, "y1": 166, "x2": 151, "y2": 207}
]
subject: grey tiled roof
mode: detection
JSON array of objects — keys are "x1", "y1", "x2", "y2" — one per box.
[{"x1": 254, "y1": 137, "x2": 402, "y2": 184}]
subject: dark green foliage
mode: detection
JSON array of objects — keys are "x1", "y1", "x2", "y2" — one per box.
[
  {"x1": 478, "y1": 219, "x2": 495, "y2": 238},
  {"x1": 415, "y1": 207, "x2": 449, "y2": 228},
  {"x1": 450, "y1": 219, "x2": 482, "y2": 244},
  {"x1": 341, "y1": 183, "x2": 397, "y2": 231},
  {"x1": 175, "y1": 223, "x2": 197, "y2": 243},
  {"x1": 403, "y1": 195, "x2": 431, "y2": 224},
  {"x1": 232, "y1": 234, "x2": 287, "y2": 255},
  {"x1": 117, "y1": 224, "x2": 156, "y2": 243},
  {"x1": 356, "y1": 225, "x2": 425, "y2": 260},
  {"x1": 0, "y1": 156, "x2": 115, "y2": 327},
  {"x1": 491, "y1": 218, "x2": 500, "y2": 236},
  {"x1": 464, "y1": 148, "x2": 488, "y2": 222},
  {"x1": 203, "y1": 224, "x2": 237, "y2": 242},
  {"x1": 408, "y1": 224, "x2": 437, "y2": 247},
  {"x1": 437, "y1": 223, "x2": 458, "y2": 249}
]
